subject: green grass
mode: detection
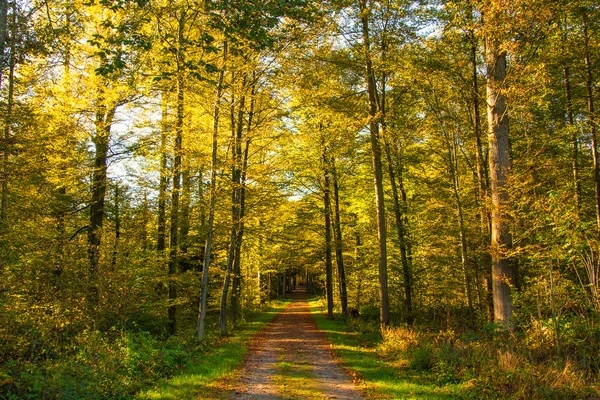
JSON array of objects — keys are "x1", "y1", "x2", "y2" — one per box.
[
  {"x1": 138, "y1": 300, "x2": 290, "y2": 400},
  {"x1": 308, "y1": 299, "x2": 467, "y2": 400}
]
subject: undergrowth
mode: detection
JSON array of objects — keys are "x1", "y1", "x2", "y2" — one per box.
[
  {"x1": 311, "y1": 298, "x2": 600, "y2": 400},
  {"x1": 0, "y1": 300, "x2": 289, "y2": 400}
]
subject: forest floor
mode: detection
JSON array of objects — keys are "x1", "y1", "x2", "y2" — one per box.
[{"x1": 229, "y1": 286, "x2": 365, "y2": 399}]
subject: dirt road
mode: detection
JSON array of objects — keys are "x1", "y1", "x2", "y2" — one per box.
[{"x1": 230, "y1": 287, "x2": 364, "y2": 399}]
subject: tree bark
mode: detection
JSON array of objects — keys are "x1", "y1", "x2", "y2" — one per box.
[
  {"x1": 469, "y1": 11, "x2": 494, "y2": 322},
  {"x1": 449, "y1": 133, "x2": 475, "y2": 328},
  {"x1": 381, "y1": 70, "x2": 413, "y2": 325},
  {"x1": 157, "y1": 89, "x2": 169, "y2": 253},
  {"x1": 111, "y1": 183, "x2": 121, "y2": 269},
  {"x1": 220, "y1": 81, "x2": 246, "y2": 336},
  {"x1": 486, "y1": 36, "x2": 515, "y2": 331},
  {"x1": 198, "y1": 41, "x2": 227, "y2": 340},
  {"x1": 1, "y1": 1, "x2": 15, "y2": 226},
  {"x1": 168, "y1": 13, "x2": 185, "y2": 335},
  {"x1": 323, "y1": 142, "x2": 334, "y2": 319},
  {"x1": 561, "y1": 15, "x2": 580, "y2": 212},
  {"x1": 88, "y1": 92, "x2": 116, "y2": 307},
  {"x1": 564, "y1": 64, "x2": 580, "y2": 212},
  {"x1": 583, "y1": 10, "x2": 600, "y2": 236},
  {"x1": 231, "y1": 82, "x2": 255, "y2": 325},
  {"x1": 331, "y1": 159, "x2": 348, "y2": 315},
  {"x1": 359, "y1": 0, "x2": 390, "y2": 325}
]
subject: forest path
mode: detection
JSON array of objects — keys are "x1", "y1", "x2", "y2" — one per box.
[{"x1": 229, "y1": 286, "x2": 364, "y2": 399}]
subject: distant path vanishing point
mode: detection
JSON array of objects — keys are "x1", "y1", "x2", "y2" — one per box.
[{"x1": 230, "y1": 286, "x2": 365, "y2": 399}]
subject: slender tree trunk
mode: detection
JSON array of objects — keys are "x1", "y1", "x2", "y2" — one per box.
[
  {"x1": 564, "y1": 65, "x2": 580, "y2": 212},
  {"x1": 141, "y1": 191, "x2": 149, "y2": 250},
  {"x1": 220, "y1": 84, "x2": 245, "y2": 336},
  {"x1": 168, "y1": 14, "x2": 186, "y2": 335},
  {"x1": 157, "y1": 89, "x2": 169, "y2": 253},
  {"x1": 359, "y1": 0, "x2": 390, "y2": 325},
  {"x1": 1, "y1": 3, "x2": 15, "y2": 226},
  {"x1": 486, "y1": 34, "x2": 515, "y2": 331},
  {"x1": 380, "y1": 63, "x2": 413, "y2": 324},
  {"x1": 560, "y1": 17, "x2": 580, "y2": 212},
  {"x1": 0, "y1": 0, "x2": 8, "y2": 88},
  {"x1": 180, "y1": 165, "x2": 191, "y2": 258},
  {"x1": 323, "y1": 143, "x2": 334, "y2": 319},
  {"x1": 469, "y1": 16, "x2": 493, "y2": 322},
  {"x1": 449, "y1": 134, "x2": 475, "y2": 328},
  {"x1": 231, "y1": 76, "x2": 255, "y2": 324},
  {"x1": 111, "y1": 183, "x2": 121, "y2": 269},
  {"x1": 583, "y1": 11, "x2": 600, "y2": 236},
  {"x1": 88, "y1": 93, "x2": 116, "y2": 308},
  {"x1": 331, "y1": 159, "x2": 348, "y2": 315},
  {"x1": 198, "y1": 41, "x2": 228, "y2": 340},
  {"x1": 355, "y1": 230, "x2": 363, "y2": 311}
]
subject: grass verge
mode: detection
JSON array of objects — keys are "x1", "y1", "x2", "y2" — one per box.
[
  {"x1": 138, "y1": 299, "x2": 290, "y2": 400},
  {"x1": 308, "y1": 298, "x2": 464, "y2": 400}
]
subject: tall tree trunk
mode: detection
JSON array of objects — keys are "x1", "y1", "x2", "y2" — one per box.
[
  {"x1": 560, "y1": 16, "x2": 580, "y2": 212},
  {"x1": 180, "y1": 164, "x2": 191, "y2": 257},
  {"x1": 1, "y1": 2, "x2": 15, "y2": 226},
  {"x1": 220, "y1": 82, "x2": 245, "y2": 336},
  {"x1": 355, "y1": 230, "x2": 363, "y2": 311},
  {"x1": 198, "y1": 41, "x2": 228, "y2": 340},
  {"x1": 231, "y1": 82, "x2": 255, "y2": 325},
  {"x1": 168, "y1": 14, "x2": 185, "y2": 335},
  {"x1": 111, "y1": 183, "x2": 121, "y2": 269},
  {"x1": 88, "y1": 92, "x2": 116, "y2": 308},
  {"x1": 157, "y1": 89, "x2": 169, "y2": 253},
  {"x1": 0, "y1": 0, "x2": 8, "y2": 88},
  {"x1": 564, "y1": 64, "x2": 580, "y2": 211},
  {"x1": 141, "y1": 191, "x2": 149, "y2": 250},
  {"x1": 449, "y1": 133, "x2": 475, "y2": 328},
  {"x1": 331, "y1": 159, "x2": 348, "y2": 315},
  {"x1": 583, "y1": 10, "x2": 600, "y2": 236},
  {"x1": 359, "y1": 0, "x2": 390, "y2": 325},
  {"x1": 380, "y1": 66, "x2": 413, "y2": 324},
  {"x1": 486, "y1": 33, "x2": 515, "y2": 331},
  {"x1": 323, "y1": 143, "x2": 334, "y2": 319},
  {"x1": 468, "y1": 11, "x2": 493, "y2": 322}
]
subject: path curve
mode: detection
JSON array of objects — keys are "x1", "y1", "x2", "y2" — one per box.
[{"x1": 230, "y1": 287, "x2": 364, "y2": 399}]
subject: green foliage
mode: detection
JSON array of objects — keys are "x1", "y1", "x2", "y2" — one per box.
[
  {"x1": 317, "y1": 301, "x2": 600, "y2": 400},
  {"x1": 2, "y1": 328, "x2": 190, "y2": 399},
  {"x1": 1, "y1": 300, "x2": 289, "y2": 399}
]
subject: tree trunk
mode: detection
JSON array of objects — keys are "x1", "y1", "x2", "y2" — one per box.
[
  {"x1": 220, "y1": 83, "x2": 246, "y2": 336},
  {"x1": 323, "y1": 144, "x2": 334, "y2": 319},
  {"x1": 1, "y1": 2, "x2": 15, "y2": 226},
  {"x1": 232, "y1": 137, "x2": 251, "y2": 325},
  {"x1": 168, "y1": 14, "x2": 186, "y2": 335},
  {"x1": 486, "y1": 35, "x2": 515, "y2": 331},
  {"x1": 359, "y1": 0, "x2": 390, "y2": 325},
  {"x1": 564, "y1": 64, "x2": 580, "y2": 212},
  {"x1": 560, "y1": 16, "x2": 580, "y2": 212},
  {"x1": 180, "y1": 164, "x2": 191, "y2": 258},
  {"x1": 381, "y1": 85, "x2": 413, "y2": 324},
  {"x1": 111, "y1": 183, "x2": 121, "y2": 269},
  {"x1": 449, "y1": 134, "x2": 475, "y2": 328},
  {"x1": 0, "y1": 0, "x2": 8, "y2": 88},
  {"x1": 469, "y1": 13, "x2": 494, "y2": 322},
  {"x1": 157, "y1": 89, "x2": 169, "y2": 253},
  {"x1": 355, "y1": 230, "x2": 363, "y2": 311},
  {"x1": 88, "y1": 93, "x2": 116, "y2": 308},
  {"x1": 331, "y1": 159, "x2": 348, "y2": 315},
  {"x1": 583, "y1": 11, "x2": 600, "y2": 236},
  {"x1": 198, "y1": 41, "x2": 227, "y2": 340}
]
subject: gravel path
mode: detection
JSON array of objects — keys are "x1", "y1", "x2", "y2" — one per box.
[{"x1": 230, "y1": 287, "x2": 364, "y2": 399}]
